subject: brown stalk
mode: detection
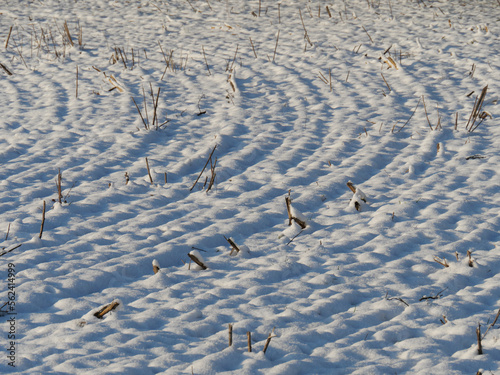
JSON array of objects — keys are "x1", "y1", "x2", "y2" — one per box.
[
  {"x1": 272, "y1": 30, "x2": 280, "y2": 63},
  {"x1": 56, "y1": 169, "x2": 63, "y2": 203},
  {"x1": 396, "y1": 97, "x2": 421, "y2": 133},
  {"x1": 224, "y1": 236, "x2": 240, "y2": 255},
  {"x1": 5, "y1": 26, "x2": 13, "y2": 49},
  {"x1": 329, "y1": 68, "x2": 332, "y2": 92},
  {"x1": 262, "y1": 328, "x2": 276, "y2": 354},
  {"x1": 492, "y1": 308, "x2": 500, "y2": 327},
  {"x1": 154, "y1": 86, "x2": 161, "y2": 129},
  {"x1": 206, "y1": 157, "x2": 217, "y2": 192},
  {"x1": 285, "y1": 196, "x2": 293, "y2": 225},
  {"x1": 77, "y1": 22, "x2": 83, "y2": 49},
  {"x1": 422, "y1": 95, "x2": 433, "y2": 130},
  {"x1": 433, "y1": 256, "x2": 449, "y2": 268},
  {"x1": 76, "y1": 65, "x2": 78, "y2": 98},
  {"x1": 142, "y1": 85, "x2": 150, "y2": 127},
  {"x1": 132, "y1": 97, "x2": 148, "y2": 130},
  {"x1": 285, "y1": 196, "x2": 307, "y2": 229},
  {"x1": 48, "y1": 27, "x2": 59, "y2": 58},
  {"x1": 386, "y1": 295, "x2": 409, "y2": 307},
  {"x1": 347, "y1": 181, "x2": 356, "y2": 194},
  {"x1": 249, "y1": 37, "x2": 257, "y2": 58},
  {"x1": 94, "y1": 301, "x2": 120, "y2": 319},
  {"x1": 481, "y1": 307, "x2": 500, "y2": 339},
  {"x1": 299, "y1": 9, "x2": 312, "y2": 46},
  {"x1": 145, "y1": 157, "x2": 153, "y2": 185},
  {"x1": 39, "y1": 201, "x2": 46, "y2": 239},
  {"x1": 186, "y1": 0, "x2": 196, "y2": 12},
  {"x1": 118, "y1": 47, "x2": 127, "y2": 69},
  {"x1": 467, "y1": 250, "x2": 474, "y2": 267},
  {"x1": 229, "y1": 44, "x2": 239, "y2": 72},
  {"x1": 188, "y1": 253, "x2": 207, "y2": 270},
  {"x1": 381, "y1": 73, "x2": 391, "y2": 93},
  {"x1": 362, "y1": 25, "x2": 374, "y2": 44},
  {"x1": 247, "y1": 332, "x2": 252, "y2": 352},
  {"x1": 467, "y1": 85, "x2": 488, "y2": 132},
  {"x1": 435, "y1": 103, "x2": 442, "y2": 130},
  {"x1": 318, "y1": 71, "x2": 328, "y2": 84},
  {"x1": 149, "y1": 83, "x2": 161, "y2": 130},
  {"x1": 63, "y1": 21, "x2": 74, "y2": 47},
  {"x1": 190, "y1": 145, "x2": 217, "y2": 191},
  {"x1": 0, "y1": 62, "x2": 13, "y2": 76},
  {"x1": 228, "y1": 324, "x2": 233, "y2": 347},
  {"x1": 202, "y1": 45, "x2": 211, "y2": 75},
  {"x1": 476, "y1": 324, "x2": 483, "y2": 355},
  {"x1": 0, "y1": 244, "x2": 22, "y2": 258},
  {"x1": 326, "y1": 5, "x2": 332, "y2": 18},
  {"x1": 153, "y1": 263, "x2": 160, "y2": 274}
]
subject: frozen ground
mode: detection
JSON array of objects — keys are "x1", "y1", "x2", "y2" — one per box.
[{"x1": 1, "y1": 0, "x2": 500, "y2": 373}]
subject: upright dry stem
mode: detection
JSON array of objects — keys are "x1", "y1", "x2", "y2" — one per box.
[
  {"x1": 145, "y1": 157, "x2": 153, "y2": 185},
  {"x1": 39, "y1": 200, "x2": 46, "y2": 239}
]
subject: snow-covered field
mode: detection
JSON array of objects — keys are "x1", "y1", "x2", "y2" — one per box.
[{"x1": 1, "y1": 0, "x2": 500, "y2": 373}]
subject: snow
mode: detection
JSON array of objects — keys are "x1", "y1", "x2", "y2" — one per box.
[{"x1": 0, "y1": 0, "x2": 500, "y2": 373}]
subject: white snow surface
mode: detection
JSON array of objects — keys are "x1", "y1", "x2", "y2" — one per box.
[{"x1": 1, "y1": 0, "x2": 500, "y2": 373}]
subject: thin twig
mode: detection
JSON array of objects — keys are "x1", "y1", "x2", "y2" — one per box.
[
  {"x1": 287, "y1": 230, "x2": 303, "y2": 245},
  {"x1": 0, "y1": 62, "x2": 13, "y2": 76},
  {"x1": 477, "y1": 324, "x2": 483, "y2": 355},
  {"x1": 482, "y1": 307, "x2": 500, "y2": 339},
  {"x1": 5, "y1": 26, "x2": 13, "y2": 49},
  {"x1": 202, "y1": 45, "x2": 211, "y2": 75},
  {"x1": 381, "y1": 73, "x2": 391, "y2": 93},
  {"x1": 76, "y1": 65, "x2": 78, "y2": 98},
  {"x1": 132, "y1": 97, "x2": 148, "y2": 130},
  {"x1": 56, "y1": 169, "x2": 63, "y2": 204},
  {"x1": 262, "y1": 328, "x2": 276, "y2": 353},
  {"x1": 272, "y1": 30, "x2": 280, "y2": 63},
  {"x1": 299, "y1": 9, "x2": 312, "y2": 46},
  {"x1": 362, "y1": 25, "x2": 374, "y2": 43},
  {"x1": 433, "y1": 256, "x2": 449, "y2": 268},
  {"x1": 39, "y1": 201, "x2": 46, "y2": 239},
  {"x1": 188, "y1": 253, "x2": 207, "y2": 270},
  {"x1": 145, "y1": 157, "x2": 153, "y2": 185},
  {"x1": 142, "y1": 85, "x2": 150, "y2": 128},
  {"x1": 249, "y1": 37, "x2": 257, "y2": 58},
  {"x1": 229, "y1": 44, "x2": 239, "y2": 72},
  {"x1": 397, "y1": 97, "x2": 421, "y2": 133},
  {"x1": 247, "y1": 332, "x2": 252, "y2": 352},
  {"x1": 190, "y1": 145, "x2": 217, "y2": 191},
  {"x1": 422, "y1": 95, "x2": 433, "y2": 130},
  {"x1": 0, "y1": 244, "x2": 22, "y2": 258},
  {"x1": 385, "y1": 292, "x2": 409, "y2": 306},
  {"x1": 224, "y1": 236, "x2": 240, "y2": 255},
  {"x1": 5, "y1": 223, "x2": 10, "y2": 241},
  {"x1": 94, "y1": 301, "x2": 120, "y2": 319}
]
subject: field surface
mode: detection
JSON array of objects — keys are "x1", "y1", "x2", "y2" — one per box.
[{"x1": 1, "y1": 0, "x2": 500, "y2": 373}]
